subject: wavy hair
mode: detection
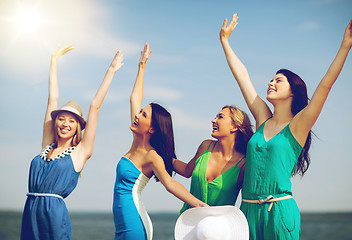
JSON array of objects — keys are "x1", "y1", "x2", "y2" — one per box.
[{"x1": 222, "y1": 105, "x2": 254, "y2": 155}]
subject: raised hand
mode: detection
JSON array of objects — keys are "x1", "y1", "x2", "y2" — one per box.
[
  {"x1": 109, "y1": 50, "x2": 124, "y2": 73},
  {"x1": 220, "y1": 13, "x2": 239, "y2": 42},
  {"x1": 51, "y1": 44, "x2": 74, "y2": 61},
  {"x1": 139, "y1": 42, "x2": 152, "y2": 67},
  {"x1": 342, "y1": 20, "x2": 352, "y2": 49}
]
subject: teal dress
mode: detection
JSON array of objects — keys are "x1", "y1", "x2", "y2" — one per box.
[
  {"x1": 240, "y1": 119, "x2": 302, "y2": 240},
  {"x1": 181, "y1": 141, "x2": 245, "y2": 213}
]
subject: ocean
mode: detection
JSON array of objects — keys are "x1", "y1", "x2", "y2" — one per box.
[{"x1": 1, "y1": 211, "x2": 352, "y2": 239}]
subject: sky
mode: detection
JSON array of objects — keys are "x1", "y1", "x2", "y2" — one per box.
[{"x1": 0, "y1": 0, "x2": 351, "y2": 213}]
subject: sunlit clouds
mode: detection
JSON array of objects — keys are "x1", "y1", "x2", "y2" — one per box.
[{"x1": 0, "y1": 0, "x2": 139, "y2": 82}]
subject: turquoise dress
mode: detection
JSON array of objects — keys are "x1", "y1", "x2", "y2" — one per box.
[
  {"x1": 113, "y1": 157, "x2": 152, "y2": 240},
  {"x1": 181, "y1": 141, "x2": 245, "y2": 213},
  {"x1": 21, "y1": 144, "x2": 80, "y2": 240},
  {"x1": 240, "y1": 119, "x2": 303, "y2": 240}
]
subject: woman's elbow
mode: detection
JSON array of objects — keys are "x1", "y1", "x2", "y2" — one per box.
[
  {"x1": 163, "y1": 180, "x2": 176, "y2": 193},
  {"x1": 89, "y1": 100, "x2": 101, "y2": 112}
]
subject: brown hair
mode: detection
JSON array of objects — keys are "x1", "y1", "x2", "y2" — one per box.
[{"x1": 222, "y1": 105, "x2": 253, "y2": 155}]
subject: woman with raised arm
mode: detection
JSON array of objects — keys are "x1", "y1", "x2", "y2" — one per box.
[
  {"x1": 21, "y1": 45, "x2": 124, "y2": 240},
  {"x1": 173, "y1": 105, "x2": 253, "y2": 213},
  {"x1": 220, "y1": 14, "x2": 352, "y2": 240},
  {"x1": 112, "y1": 43, "x2": 207, "y2": 240}
]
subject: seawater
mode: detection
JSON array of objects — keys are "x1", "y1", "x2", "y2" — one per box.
[{"x1": 1, "y1": 211, "x2": 352, "y2": 240}]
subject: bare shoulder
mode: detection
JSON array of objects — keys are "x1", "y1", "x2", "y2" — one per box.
[
  {"x1": 145, "y1": 149, "x2": 163, "y2": 165},
  {"x1": 199, "y1": 139, "x2": 213, "y2": 151}
]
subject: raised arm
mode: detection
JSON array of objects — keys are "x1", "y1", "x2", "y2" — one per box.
[
  {"x1": 172, "y1": 140, "x2": 210, "y2": 178},
  {"x1": 220, "y1": 14, "x2": 271, "y2": 127},
  {"x1": 42, "y1": 45, "x2": 74, "y2": 149},
  {"x1": 130, "y1": 43, "x2": 152, "y2": 124},
  {"x1": 73, "y1": 50, "x2": 124, "y2": 172},
  {"x1": 291, "y1": 20, "x2": 352, "y2": 146},
  {"x1": 149, "y1": 152, "x2": 208, "y2": 207}
]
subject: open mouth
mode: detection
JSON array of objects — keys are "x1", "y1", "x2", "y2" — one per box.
[{"x1": 60, "y1": 128, "x2": 70, "y2": 134}]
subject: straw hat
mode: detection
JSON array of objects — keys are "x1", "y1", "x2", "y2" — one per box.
[
  {"x1": 51, "y1": 101, "x2": 86, "y2": 129},
  {"x1": 175, "y1": 206, "x2": 249, "y2": 240}
]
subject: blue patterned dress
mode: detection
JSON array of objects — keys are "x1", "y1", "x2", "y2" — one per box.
[{"x1": 21, "y1": 144, "x2": 80, "y2": 240}]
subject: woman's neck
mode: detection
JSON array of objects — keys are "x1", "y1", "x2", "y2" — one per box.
[
  {"x1": 56, "y1": 138, "x2": 73, "y2": 149},
  {"x1": 215, "y1": 136, "x2": 238, "y2": 161},
  {"x1": 131, "y1": 133, "x2": 153, "y2": 152},
  {"x1": 272, "y1": 100, "x2": 294, "y2": 124}
]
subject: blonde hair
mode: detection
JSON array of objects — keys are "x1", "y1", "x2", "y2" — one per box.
[
  {"x1": 222, "y1": 105, "x2": 253, "y2": 155},
  {"x1": 53, "y1": 114, "x2": 82, "y2": 147}
]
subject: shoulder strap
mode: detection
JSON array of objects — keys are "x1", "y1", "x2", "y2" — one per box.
[
  {"x1": 236, "y1": 156, "x2": 246, "y2": 168},
  {"x1": 257, "y1": 117, "x2": 272, "y2": 131},
  {"x1": 262, "y1": 117, "x2": 271, "y2": 126},
  {"x1": 206, "y1": 141, "x2": 217, "y2": 152}
]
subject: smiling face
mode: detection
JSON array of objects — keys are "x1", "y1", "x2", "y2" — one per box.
[
  {"x1": 266, "y1": 73, "x2": 293, "y2": 103},
  {"x1": 211, "y1": 108, "x2": 237, "y2": 139},
  {"x1": 130, "y1": 104, "x2": 154, "y2": 135},
  {"x1": 55, "y1": 112, "x2": 78, "y2": 141}
]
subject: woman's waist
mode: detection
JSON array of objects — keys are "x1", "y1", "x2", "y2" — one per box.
[
  {"x1": 26, "y1": 192, "x2": 67, "y2": 200},
  {"x1": 242, "y1": 179, "x2": 292, "y2": 198},
  {"x1": 242, "y1": 191, "x2": 292, "y2": 200}
]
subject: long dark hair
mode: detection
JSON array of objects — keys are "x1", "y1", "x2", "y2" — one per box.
[
  {"x1": 150, "y1": 103, "x2": 176, "y2": 181},
  {"x1": 276, "y1": 69, "x2": 311, "y2": 176}
]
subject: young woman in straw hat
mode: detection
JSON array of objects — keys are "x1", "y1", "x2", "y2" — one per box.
[
  {"x1": 172, "y1": 105, "x2": 253, "y2": 214},
  {"x1": 21, "y1": 45, "x2": 124, "y2": 239},
  {"x1": 112, "y1": 43, "x2": 207, "y2": 240},
  {"x1": 220, "y1": 14, "x2": 352, "y2": 239}
]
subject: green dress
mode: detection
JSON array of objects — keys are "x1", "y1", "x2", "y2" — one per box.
[
  {"x1": 240, "y1": 118, "x2": 303, "y2": 240},
  {"x1": 180, "y1": 141, "x2": 245, "y2": 213}
]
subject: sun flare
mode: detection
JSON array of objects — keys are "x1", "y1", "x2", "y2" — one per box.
[
  {"x1": 15, "y1": 9, "x2": 41, "y2": 33},
  {"x1": 4, "y1": 2, "x2": 46, "y2": 36},
  {"x1": 13, "y1": 7, "x2": 43, "y2": 34}
]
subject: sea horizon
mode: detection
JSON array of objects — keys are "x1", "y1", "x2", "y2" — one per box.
[{"x1": 1, "y1": 210, "x2": 352, "y2": 240}]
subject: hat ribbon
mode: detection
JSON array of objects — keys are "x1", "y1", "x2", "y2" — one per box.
[{"x1": 59, "y1": 106, "x2": 82, "y2": 117}]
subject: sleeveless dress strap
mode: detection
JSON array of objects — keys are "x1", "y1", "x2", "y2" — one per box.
[
  {"x1": 206, "y1": 141, "x2": 217, "y2": 152},
  {"x1": 262, "y1": 117, "x2": 272, "y2": 126},
  {"x1": 236, "y1": 156, "x2": 246, "y2": 169},
  {"x1": 257, "y1": 117, "x2": 272, "y2": 130}
]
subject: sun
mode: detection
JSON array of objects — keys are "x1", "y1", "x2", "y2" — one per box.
[
  {"x1": 14, "y1": 8, "x2": 41, "y2": 33},
  {"x1": 7, "y1": 3, "x2": 45, "y2": 35}
]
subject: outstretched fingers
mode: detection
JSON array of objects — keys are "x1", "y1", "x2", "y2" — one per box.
[
  {"x1": 62, "y1": 44, "x2": 75, "y2": 54},
  {"x1": 222, "y1": 18, "x2": 228, "y2": 29},
  {"x1": 52, "y1": 44, "x2": 74, "y2": 60},
  {"x1": 220, "y1": 13, "x2": 239, "y2": 41},
  {"x1": 110, "y1": 50, "x2": 124, "y2": 72},
  {"x1": 229, "y1": 13, "x2": 239, "y2": 30},
  {"x1": 139, "y1": 42, "x2": 152, "y2": 66}
]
